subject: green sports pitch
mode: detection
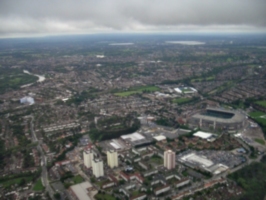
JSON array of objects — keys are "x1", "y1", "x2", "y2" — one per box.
[
  {"x1": 255, "y1": 101, "x2": 266, "y2": 108},
  {"x1": 249, "y1": 111, "x2": 266, "y2": 126}
]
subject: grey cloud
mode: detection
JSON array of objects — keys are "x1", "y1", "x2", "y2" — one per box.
[{"x1": 0, "y1": 0, "x2": 265, "y2": 37}]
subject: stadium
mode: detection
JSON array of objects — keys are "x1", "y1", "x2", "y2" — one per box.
[{"x1": 188, "y1": 107, "x2": 247, "y2": 133}]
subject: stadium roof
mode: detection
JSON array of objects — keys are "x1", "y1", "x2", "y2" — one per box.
[{"x1": 191, "y1": 107, "x2": 246, "y2": 124}]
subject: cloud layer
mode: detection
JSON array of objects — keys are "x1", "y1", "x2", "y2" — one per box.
[{"x1": 0, "y1": 0, "x2": 266, "y2": 37}]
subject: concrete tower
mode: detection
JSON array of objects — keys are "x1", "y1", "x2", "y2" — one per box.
[
  {"x1": 107, "y1": 149, "x2": 118, "y2": 168},
  {"x1": 83, "y1": 149, "x2": 94, "y2": 168},
  {"x1": 164, "y1": 150, "x2": 176, "y2": 170},
  {"x1": 92, "y1": 158, "x2": 104, "y2": 178}
]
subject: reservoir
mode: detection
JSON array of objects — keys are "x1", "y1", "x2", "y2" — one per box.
[{"x1": 165, "y1": 41, "x2": 205, "y2": 45}]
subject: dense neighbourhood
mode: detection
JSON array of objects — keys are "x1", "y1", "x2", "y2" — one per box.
[{"x1": 0, "y1": 34, "x2": 266, "y2": 200}]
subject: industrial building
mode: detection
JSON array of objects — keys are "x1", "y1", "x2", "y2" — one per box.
[
  {"x1": 188, "y1": 107, "x2": 246, "y2": 133},
  {"x1": 69, "y1": 182, "x2": 94, "y2": 200},
  {"x1": 120, "y1": 132, "x2": 153, "y2": 146},
  {"x1": 178, "y1": 152, "x2": 229, "y2": 175},
  {"x1": 107, "y1": 149, "x2": 118, "y2": 168},
  {"x1": 164, "y1": 150, "x2": 176, "y2": 170}
]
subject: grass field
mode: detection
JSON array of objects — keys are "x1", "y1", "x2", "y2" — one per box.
[
  {"x1": 172, "y1": 98, "x2": 191, "y2": 104},
  {"x1": 131, "y1": 190, "x2": 141, "y2": 196},
  {"x1": 254, "y1": 138, "x2": 265, "y2": 145},
  {"x1": 95, "y1": 180, "x2": 106, "y2": 187},
  {"x1": 192, "y1": 76, "x2": 215, "y2": 82},
  {"x1": 0, "y1": 69, "x2": 38, "y2": 94},
  {"x1": 33, "y1": 179, "x2": 45, "y2": 191},
  {"x1": 150, "y1": 157, "x2": 163, "y2": 165},
  {"x1": 255, "y1": 101, "x2": 266, "y2": 108},
  {"x1": 249, "y1": 111, "x2": 266, "y2": 126},
  {"x1": 95, "y1": 193, "x2": 116, "y2": 200},
  {"x1": 115, "y1": 86, "x2": 159, "y2": 97},
  {"x1": 0, "y1": 176, "x2": 32, "y2": 188},
  {"x1": 72, "y1": 175, "x2": 84, "y2": 184}
]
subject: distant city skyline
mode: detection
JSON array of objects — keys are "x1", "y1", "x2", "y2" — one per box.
[{"x1": 0, "y1": 0, "x2": 266, "y2": 38}]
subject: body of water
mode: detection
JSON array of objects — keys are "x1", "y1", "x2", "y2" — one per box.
[
  {"x1": 165, "y1": 41, "x2": 205, "y2": 45},
  {"x1": 21, "y1": 70, "x2": 46, "y2": 88},
  {"x1": 109, "y1": 43, "x2": 134, "y2": 46}
]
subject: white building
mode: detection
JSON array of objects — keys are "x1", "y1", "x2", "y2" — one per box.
[
  {"x1": 20, "y1": 96, "x2": 35, "y2": 105},
  {"x1": 107, "y1": 149, "x2": 118, "y2": 168},
  {"x1": 92, "y1": 158, "x2": 104, "y2": 178},
  {"x1": 164, "y1": 150, "x2": 176, "y2": 170},
  {"x1": 83, "y1": 149, "x2": 94, "y2": 168},
  {"x1": 154, "y1": 185, "x2": 171, "y2": 196}
]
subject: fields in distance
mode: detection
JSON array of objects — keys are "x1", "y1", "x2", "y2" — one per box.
[{"x1": 114, "y1": 86, "x2": 159, "y2": 97}]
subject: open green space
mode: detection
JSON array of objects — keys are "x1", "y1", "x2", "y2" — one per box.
[
  {"x1": 249, "y1": 111, "x2": 266, "y2": 138},
  {"x1": 0, "y1": 68, "x2": 38, "y2": 94},
  {"x1": 172, "y1": 98, "x2": 191, "y2": 104},
  {"x1": 72, "y1": 175, "x2": 84, "y2": 184},
  {"x1": 255, "y1": 100, "x2": 266, "y2": 108},
  {"x1": 33, "y1": 179, "x2": 45, "y2": 191},
  {"x1": 0, "y1": 176, "x2": 33, "y2": 188},
  {"x1": 208, "y1": 80, "x2": 234, "y2": 95},
  {"x1": 95, "y1": 193, "x2": 116, "y2": 200},
  {"x1": 249, "y1": 111, "x2": 266, "y2": 126},
  {"x1": 254, "y1": 138, "x2": 265, "y2": 145},
  {"x1": 114, "y1": 86, "x2": 159, "y2": 97},
  {"x1": 131, "y1": 190, "x2": 141, "y2": 196},
  {"x1": 192, "y1": 76, "x2": 215, "y2": 82},
  {"x1": 182, "y1": 88, "x2": 193, "y2": 92},
  {"x1": 150, "y1": 156, "x2": 163, "y2": 165},
  {"x1": 115, "y1": 90, "x2": 139, "y2": 96}
]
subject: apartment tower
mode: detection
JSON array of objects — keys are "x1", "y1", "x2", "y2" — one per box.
[
  {"x1": 107, "y1": 149, "x2": 118, "y2": 168},
  {"x1": 83, "y1": 149, "x2": 94, "y2": 168},
  {"x1": 92, "y1": 158, "x2": 104, "y2": 178},
  {"x1": 164, "y1": 150, "x2": 176, "y2": 170}
]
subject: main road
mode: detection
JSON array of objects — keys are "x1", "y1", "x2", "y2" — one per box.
[{"x1": 30, "y1": 116, "x2": 55, "y2": 199}]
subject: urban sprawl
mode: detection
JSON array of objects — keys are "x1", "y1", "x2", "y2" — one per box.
[{"x1": 0, "y1": 35, "x2": 266, "y2": 200}]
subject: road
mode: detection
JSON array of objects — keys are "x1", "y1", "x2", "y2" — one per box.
[{"x1": 30, "y1": 116, "x2": 55, "y2": 200}]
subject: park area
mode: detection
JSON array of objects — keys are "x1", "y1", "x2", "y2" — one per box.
[
  {"x1": 172, "y1": 98, "x2": 191, "y2": 104},
  {"x1": 0, "y1": 176, "x2": 33, "y2": 189},
  {"x1": 255, "y1": 100, "x2": 266, "y2": 108},
  {"x1": 33, "y1": 179, "x2": 45, "y2": 191},
  {"x1": 249, "y1": 111, "x2": 266, "y2": 126},
  {"x1": 114, "y1": 86, "x2": 159, "y2": 97}
]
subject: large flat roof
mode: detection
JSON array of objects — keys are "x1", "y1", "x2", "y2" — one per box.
[
  {"x1": 153, "y1": 135, "x2": 166, "y2": 141},
  {"x1": 70, "y1": 182, "x2": 92, "y2": 200},
  {"x1": 180, "y1": 153, "x2": 213, "y2": 167},
  {"x1": 193, "y1": 131, "x2": 212, "y2": 139},
  {"x1": 121, "y1": 132, "x2": 145, "y2": 142}
]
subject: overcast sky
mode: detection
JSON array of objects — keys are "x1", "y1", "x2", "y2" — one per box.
[{"x1": 0, "y1": 0, "x2": 266, "y2": 38}]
